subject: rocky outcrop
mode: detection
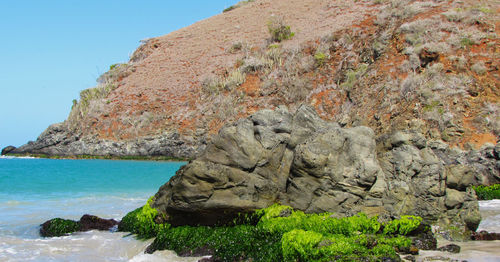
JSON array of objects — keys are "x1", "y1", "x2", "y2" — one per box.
[
  {"x1": 10, "y1": 122, "x2": 202, "y2": 159},
  {"x1": 152, "y1": 105, "x2": 493, "y2": 239},
  {"x1": 431, "y1": 141, "x2": 500, "y2": 186},
  {"x1": 1, "y1": 145, "x2": 16, "y2": 155}
]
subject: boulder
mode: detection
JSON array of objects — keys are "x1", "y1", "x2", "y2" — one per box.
[
  {"x1": 40, "y1": 214, "x2": 118, "y2": 237},
  {"x1": 40, "y1": 218, "x2": 80, "y2": 237},
  {"x1": 79, "y1": 214, "x2": 118, "y2": 231},
  {"x1": 1, "y1": 145, "x2": 16, "y2": 155},
  {"x1": 437, "y1": 244, "x2": 460, "y2": 253},
  {"x1": 471, "y1": 230, "x2": 500, "y2": 240},
  {"x1": 151, "y1": 105, "x2": 482, "y2": 239}
]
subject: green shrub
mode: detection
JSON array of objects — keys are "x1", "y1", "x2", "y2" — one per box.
[
  {"x1": 341, "y1": 63, "x2": 368, "y2": 90},
  {"x1": 223, "y1": 5, "x2": 236, "y2": 12},
  {"x1": 471, "y1": 62, "x2": 487, "y2": 75},
  {"x1": 268, "y1": 18, "x2": 295, "y2": 42},
  {"x1": 473, "y1": 184, "x2": 500, "y2": 200},
  {"x1": 460, "y1": 37, "x2": 475, "y2": 48},
  {"x1": 314, "y1": 52, "x2": 327, "y2": 66},
  {"x1": 118, "y1": 197, "x2": 166, "y2": 239},
  {"x1": 223, "y1": 0, "x2": 254, "y2": 13}
]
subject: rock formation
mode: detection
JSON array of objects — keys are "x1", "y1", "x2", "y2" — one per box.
[
  {"x1": 1, "y1": 145, "x2": 16, "y2": 155},
  {"x1": 152, "y1": 105, "x2": 496, "y2": 239}
]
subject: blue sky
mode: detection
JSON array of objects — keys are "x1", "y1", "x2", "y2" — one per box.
[{"x1": 0, "y1": 0, "x2": 240, "y2": 149}]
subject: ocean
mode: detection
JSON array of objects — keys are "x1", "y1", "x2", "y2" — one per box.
[
  {"x1": 0, "y1": 156, "x2": 202, "y2": 262},
  {"x1": 0, "y1": 156, "x2": 499, "y2": 261}
]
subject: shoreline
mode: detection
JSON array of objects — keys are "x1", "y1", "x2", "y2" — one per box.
[{"x1": 3, "y1": 153, "x2": 190, "y2": 162}]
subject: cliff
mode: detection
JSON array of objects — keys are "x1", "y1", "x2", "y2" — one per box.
[{"x1": 6, "y1": 0, "x2": 499, "y2": 160}]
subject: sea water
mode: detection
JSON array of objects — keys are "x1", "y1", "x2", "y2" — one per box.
[
  {"x1": 1, "y1": 157, "x2": 499, "y2": 261},
  {"x1": 0, "y1": 156, "x2": 203, "y2": 262}
]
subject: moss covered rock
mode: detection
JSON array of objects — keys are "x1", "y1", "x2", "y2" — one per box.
[
  {"x1": 120, "y1": 202, "x2": 428, "y2": 261},
  {"x1": 40, "y1": 218, "x2": 80, "y2": 237},
  {"x1": 118, "y1": 197, "x2": 166, "y2": 239}
]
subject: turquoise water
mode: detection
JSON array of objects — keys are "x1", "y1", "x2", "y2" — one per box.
[
  {"x1": 0, "y1": 157, "x2": 198, "y2": 262},
  {"x1": 0, "y1": 157, "x2": 183, "y2": 200}
]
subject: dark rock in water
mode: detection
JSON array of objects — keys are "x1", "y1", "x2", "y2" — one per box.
[
  {"x1": 1, "y1": 145, "x2": 16, "y2": 155},
  {"x1": 151, "y1": 105, "x2": 482, "y2": 239},
  {"x1": 40, "y1": 214, "x2": 118, "y2": 237},
  {"x1": 421, "y1": 256, "x2": 460, "y2": 261},
  {"x1": 403, "y1": 255, "x2": 416, "y2": 262},
  {"x1": 471, "y1": 230, "x2": 500, "y2": 240},
  {"x1": 411, "y1": 230, "x2": 437, "y2": 251},
  {"x1": 176, "y1": 246, "x2": 214, "y2": 257},
  {"x1": 437, "y1": 244, "x2": 461, "y2": 253},
  {"x1": 40, "y1": 218, "x2": 80, "y2": 237},
  {"x1": 79, "y1": 214, "x2": 118, "y2": 231},
  {"x1": 198, "y1": 258, "x2": 214, "y2": 262}
]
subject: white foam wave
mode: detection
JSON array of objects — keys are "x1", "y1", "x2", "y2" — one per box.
[
  {"x1": 0, "y1": 155, "x2": 36, "y2": 159},
  {"x1": 479, "y1": 200, "x2": 500, "y2": 210},
  {"x1": 0, "y1": 231, "x2": 150, "y2": 262},
  {"x1": 129, "y1": 250, "x2": 207, "y2": 262}
]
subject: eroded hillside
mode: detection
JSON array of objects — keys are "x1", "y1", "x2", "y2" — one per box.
[{"x1": 10, "y1": 0, "x2": 499, "y2": 157}]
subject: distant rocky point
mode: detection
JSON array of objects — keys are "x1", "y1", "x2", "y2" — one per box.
[
  {"x1": 1, "y1": 145, "x2": 16, "y2": 155},
  {"x1": 4, "y1": 123, "x2": 198, "y2": 159}
]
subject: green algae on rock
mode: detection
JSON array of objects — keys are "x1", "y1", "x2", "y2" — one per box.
[
  {"x1": 118, "y1": 197, "x2": 166, "y2": 239},
  {"x1": 120, "y1": 202, "x2": 428, "y2": 261},
  {"x1": 473, "y1": 184, "x2": 500, "y2": 200},
  {"x1": 40, "y1": 218, "x2": 80, "y2": 237}
]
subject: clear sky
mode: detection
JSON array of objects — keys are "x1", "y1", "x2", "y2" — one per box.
[{"x1": 0, "y1": 0, "x2": 241, "y2": 150}]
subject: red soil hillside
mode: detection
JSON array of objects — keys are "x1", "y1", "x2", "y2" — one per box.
[{"x1": 15, "y1": 0, "x2": 499, "y2": 157}]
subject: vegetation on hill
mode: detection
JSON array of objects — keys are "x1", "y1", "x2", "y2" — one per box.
[
  {"x1": 194, "y1": 0, "x2": 499, "y2": 152},
  {"x1": 22, "y1": 0, "x2": 497, "y2": 159}
]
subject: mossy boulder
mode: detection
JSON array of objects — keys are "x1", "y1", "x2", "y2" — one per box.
[{"x1": 40, "y1": 218, "x2": 80, "y2": 237}]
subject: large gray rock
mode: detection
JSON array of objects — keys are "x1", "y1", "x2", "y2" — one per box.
[{"x1": 152, "y1": 105, "x2": 486, "y2": 239}]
